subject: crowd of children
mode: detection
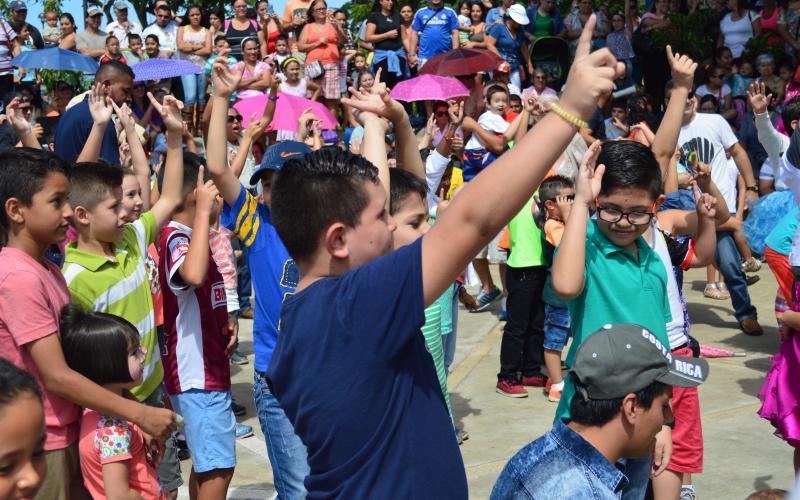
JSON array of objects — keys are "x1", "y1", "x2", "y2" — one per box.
[{"x1": 2, "y1": 1, "x2": 800, "y2": 498}]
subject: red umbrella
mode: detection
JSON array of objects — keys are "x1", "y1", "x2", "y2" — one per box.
[{"x1": 419, "y1": 48, "x2": 505, "y2": 76}]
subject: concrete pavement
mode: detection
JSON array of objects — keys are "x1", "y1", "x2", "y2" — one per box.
[{"x1": 177, "y1": 265, "x2": 796, "y2": 499}]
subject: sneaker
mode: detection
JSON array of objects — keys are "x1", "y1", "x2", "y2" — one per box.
[
  {"x1": 741, "y1": 257, "x2": 762, "y2": 273},
  {"x1": 474, "y1": 288, "x2": 502, "y2": 312},
  {"x1": 679, "y1": 486, "x2": 696, "y2": 500},
  {"x1": 740, "y1": 318, "x2": 764, "y2": 336},
  {"x1": 745, "y1": 274, "x2": 760, "y2": 286},
  {"x1": 498, "y1": 309, "x2": 508, "y2": 321},
  {"x1": 496, "y1": 379, "x2": 528, "y2": 398},
  {"x1": 521, "y1": 374, "x2": 548, "y2": 387},
  {"x1": 230, "y1": 349, "x2": 249, "y2": 365},
  {"x1": 456, "y1": 428, "x2": 470, "y2": 445},
  {"x1": 235, "y1": 422, "x2": 254, "y2": 440},
  {"x1": 239, "y1": 308, "x2": 254, "y2": 319},
  {"x1": 547, "y1": 386, "x2": 562, "y2": 402},
  {"x1": 231, "y1": 400, "x2": 246, "y2": 417}
]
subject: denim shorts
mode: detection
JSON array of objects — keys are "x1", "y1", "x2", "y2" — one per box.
[
  {"x1": 544, "y1": 304, "x2": 571, "y2": 351},
  {"x1": 169, "y1": 389, "x2": 236, "y2": 473}
]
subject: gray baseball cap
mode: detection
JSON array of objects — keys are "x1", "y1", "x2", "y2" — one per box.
[{"x1": 572, "y1": 324, "x2": 709, "y2": 400}]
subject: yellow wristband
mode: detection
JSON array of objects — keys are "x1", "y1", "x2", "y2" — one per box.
[{"x1": 550, "y1": 103, "x2": 589, "y2": 129}]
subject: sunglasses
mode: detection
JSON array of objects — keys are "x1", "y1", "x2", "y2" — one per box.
[
  {"x1": 227, "y1": 115, "x2": 244, "y2": 123},
  {"x1": 435, "y1": 111, "x2": 448, "y2": 117}
]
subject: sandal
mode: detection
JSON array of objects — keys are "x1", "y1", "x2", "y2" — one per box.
[
  {"x1": 703, "y1": 283, "x2": 726, "y2": 300},
  {"x1": 716, "y1": 282, "x2": 731, "y2": 299}
]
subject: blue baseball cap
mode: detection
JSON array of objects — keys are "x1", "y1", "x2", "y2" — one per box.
[
  {"x1": 249, "y1": 141, "x2": 311, "y2": 186},
  {"x1": 10, "y1": 1, "x2": 27, "y2": 11}
]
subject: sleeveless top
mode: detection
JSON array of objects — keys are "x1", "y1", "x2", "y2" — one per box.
[
  {"x1": 305, "y1": 22, "x2": 339, "y2": 66},
  {"x1": 225, "y1": 18, "x2": 258, "y2": 60},
  {"x1": 262, "y1": 19, "x2": 281, "y2": 54},
  {"x1": 178, "y1": 26, "x2": 207, "y2": 67},
  {"x1": 280, "y1": 78, "x2": 308, "y2": 97}
]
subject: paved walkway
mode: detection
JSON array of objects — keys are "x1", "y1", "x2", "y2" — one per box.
[{"x1": 178, "y1": 265, "x2": 796, "y2": 499}]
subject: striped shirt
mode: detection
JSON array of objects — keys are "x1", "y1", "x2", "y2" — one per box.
[
  {"x1": 0, "y1": 20, "x2": 16, "y2": 75},
  {"x1": 420, "y1": 292, "x2": 454, "y2": 425},
  {"x1": 62, "y1": 213, "x2": 163, "y2": 401},
  {"x1": 209, "y1": 226, "x2": 238, "y2": 313}
]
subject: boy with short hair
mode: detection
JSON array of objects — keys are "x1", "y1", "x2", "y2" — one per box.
[
  {"x1": 157, "y1": 154, "x2": 236, "y2": 499},
  {"x1": 42, "y1": 10, "x2": 62, "y2": 47},
  {"x1": 604, "y1": 97, "x2": 628, "y2": 139},
  {"x1": 122, "y1": 33, "x2": 144, "y2": 64},
  {"x1": 0, "y1": 147, "x2": 176, "y2": 499},
  {"x1": 265, "y1": 17, "x2": 625, "y2": 496}
]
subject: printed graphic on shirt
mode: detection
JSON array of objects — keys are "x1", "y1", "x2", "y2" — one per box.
[
  {"x1": 679, "y1": 137, "x2": 716, "y2": 165},
  {"x1": 281, "y1": 259, "x2": 299, "y2": 289},
  {"x1": 211, "y1": 281, "x2": 226, "y2": 309}
]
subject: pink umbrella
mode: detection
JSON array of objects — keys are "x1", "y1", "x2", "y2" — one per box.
[
  {"x1": 233, "y1": 92, "x2": 338, "y2": 131},
  {"x1": 390, "y1": 74, "x2": 470, "y2": 102}
]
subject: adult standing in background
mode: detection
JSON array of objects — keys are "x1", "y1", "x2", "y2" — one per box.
[
  {"x1": 400, "y1": 4, "x2": 417, "y2": 69},
  {"x1": 410, "y1": 0, "x2": 459, "y2": 68},
  {"x1": 565, "y1": 0, "x2": 608, "y2": 52},
  {"x1": 106, "y1": 1, "x2": 142, "y2": 49},
  {"x1": 177, "y1": 4, "x2": 211, "y2": 135},
  {"x1": 462, "y1": 2, "x2": 487, "y2": 48},
  {"x1": 486, "y1": 0, "x2": 513, "y2": 30},
  {"x1": 59, "y1": 13, "x2": 77, "y2": 51},
  {"x1": 9, "y1": 1, "x2": 42, "y2": 49},
  {"x1": 525, "y1": 0, "x2": 567, "y2": 42},
  {"x1": 257, "y1": 1, "x2": 283, "y2": 57},
  {"x1": 718, "y1": 0, "x2": 761, "y2": 60},
  {"x1": 225, "y1": 0, "x2": 259, "y2": 60},
  {"x1": 208, "y1": 9, "x2": 225, "y2": 41},
  {"x1": 76, "y1": 7, "x2": 108, "y2": 60},
  {"x1": 365, "y1": 0, "x2": 409, "y2": 89},
  {"x1": 486, "y1": 4, "x2": 533, "y2": 90},
  {"x1": 142, "y1": 4, "x2": 179, "y2": 58},
  {"x1": 283, "y1": 0, "x2": 314, "y2": 60},
  {"x1": 298, "y1": 0, "x2": 345, "y2": 114},
  {"x1": 0, "y1": 18, "x2": 18, "y2": 100}
]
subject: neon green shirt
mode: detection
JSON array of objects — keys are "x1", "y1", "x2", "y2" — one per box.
[{"x1": 507, "y1": 197, "x2": 546, "y2": 268}]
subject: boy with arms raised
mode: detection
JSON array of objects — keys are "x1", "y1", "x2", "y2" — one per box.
[
  {"x1": 266, "y1": 17, "x2": 624, "y2": 497},
  {"x1": 0, "y1": 146, "x2": 177, "y2": 498}
]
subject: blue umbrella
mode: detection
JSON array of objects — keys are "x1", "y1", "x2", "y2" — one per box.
[
  {"x1": 131, "y1": 58, "x2": 202, "y2": 82},
  {"x1": 11, "y1": 47, "x2": 98, "y2": 73}
]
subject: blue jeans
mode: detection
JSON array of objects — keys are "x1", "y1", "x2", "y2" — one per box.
[
  {"x1": 181, "y1": 72, "x2": 207, "y2": 106},
  {"x1": 716, "y1": 231, "x2": 757, "y2": 322},
  {"x1": 253, "y1": 371, "x2": 309, "y2": 498}
]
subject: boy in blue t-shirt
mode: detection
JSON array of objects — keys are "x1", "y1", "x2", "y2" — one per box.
[{"x1": 260, "y1": 19, "x2": 623, "y2": 497}]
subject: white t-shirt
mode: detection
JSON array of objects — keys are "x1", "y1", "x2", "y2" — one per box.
[
  {"x1": 677, "y1": 112, "x2": 739, "y2": 210},
  {"x1": 465, "y1": 110, "x2": 508, "y2": 151},
  {"x1": 650, "y1": 224, "x2": 689, "y2": 349},
  {"x1": 778, "y1": 155, "x2": 800, "y2": 265},
  {"x1": 719, "y1": 10, "x2": 759, "y2": 58},
  {"x1": 760, "y1": 157, "x2": 789, "y2": 191},
  {"x1": 106, "y1": 20, "x2": 142, "y2": 48},
  {"x1": 142, "y1": 21, "x2": 179, "y2": 53},
  {"x1": 695, "y1": 83, "x2": 732, "y2": 102}
]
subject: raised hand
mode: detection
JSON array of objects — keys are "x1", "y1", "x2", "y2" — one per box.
[
  {"x1": 111, "y1": 100, "x2": 137, "y2": 132},
  {"x1": 559, "y1": 15, "x2": 625, "y2": 121},
  {"x1": 611, "y1": 115, "x2": 628, "y2": 133},
  {"x1": 692, "y1": 182, "x2": 717, "y2": 220},
  {"x1": 692, "y1": 160, "x2": 712, "y2": 191},
  {"x1": 371, "y1": 67, "x2": 387, "y2": 96},
  {"x1": 4, "y1": 97, "x2": 30, "y2": 136},
  {"x1": 342, "y1": 80, "x2": 405, "y2": 123},
  {"x1": 244, "y1": 112, "x2": 269, "y2": 140},
  {"x1": 211, "y1": 55, "x2": 243, "y2": 98},
  {"x1": 447, "y1": 99, "x2": 464, "y2": 125},
  {"x1": 666, "y1": 45, "x2": 697, "y2": 91},
  {"x1": 747, "y1": 80, "x2": 770, "y2": 114},
  {"x1": 195, "y1": 166, "x2": 220, "y2": 215},
  {"x1": 88, "y1": 82, "x2": 113, "y2": 125},
  {"x1": 575, "y1": 140, "x2": 605, "y2": 206},
  {"x1": 148, "y1": 92, "x2": 184, "y2": 133},
  {"x1": 522, "y1": 91, "x2": 537, "y2": 113}
]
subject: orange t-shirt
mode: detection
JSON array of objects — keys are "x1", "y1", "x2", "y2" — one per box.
[
  {"x1": 304, "y1": 22, "x2": 339, "y2": 66},
  {"x1": 544, "y1": 218, "x2": 565, "y2": 247}
]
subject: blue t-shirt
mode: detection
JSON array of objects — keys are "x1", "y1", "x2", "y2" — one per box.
[
  {"x1": 488, "y1": 23, "x2": 523, "y2": 71},
  {"x1": 221, "y1": 185, "x2": 297, "y2": 373},
  {"x1": 412, "y1": 6, "x2": 459, "y2": 59},
  {"x1": 54, "y1": 97, "x2": 120, "y2": 164},
  {"x1": 765, "y1": 207, "x2": 800, "y2": 256},
  {"x1": 485, "y1": 6, "x2": 504, "y2": 30},
  {"x1": 267, "y1": 238, "x2": 467, "y2": 497}
]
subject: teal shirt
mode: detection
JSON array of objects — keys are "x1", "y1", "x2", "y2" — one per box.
[{"x1": 554, "y1": 220, "x2": 672, "y2": 422}]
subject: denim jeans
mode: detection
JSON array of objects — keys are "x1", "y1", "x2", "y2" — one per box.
[
  {"x1": 498, "y1": 266, "x2": 547, "y2": 380},
  {"x1": 716, "y1": 231, "x2": 757, "y2": 322},
  {"x1": 253, "y1": 371, "x2": 309, "y2": 498},
  {"x1": 180, "y1": 72, "x2": 207, "y2": 106}
]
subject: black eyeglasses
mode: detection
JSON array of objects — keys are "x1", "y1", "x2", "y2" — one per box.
[
  {"x1": 227, "y1": 115, "x2": 244, "y2": 123},
  {"x1": 597, "y1": 206, "x2": 654, "y2": 226}
]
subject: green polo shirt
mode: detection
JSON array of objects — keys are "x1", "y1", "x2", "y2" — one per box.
[
  {"x1": 62, "y1": 212, "x2": 163, "y2": 401},
  {"x1": 507, "y1": 197, "x2": 546, "y2": 269},
  {"x1": 554, "y1": 220, "x2": 671, "y2": 422}
]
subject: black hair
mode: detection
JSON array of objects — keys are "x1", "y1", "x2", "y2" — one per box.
[
  {"x1": 467, "y1": 1, "x2": 487, "y2": 21},
  {"x1": 371, "y1": 0, "x2": 394, "y2": 13},
  {"x1": 0, "y1": 357, "x2": 42, "y2": 409},
  {"x1": 60, "y1": 304, "x2": 140, "y2": 386},
  {"x1": 334, "y1": 8, "x2": 347, "y2": 17},
  {"x1": 105, "y1": 34, "x2": 120, "y2": 45},
  {"x1": 69, "y1": 161, "x2": 124, "y2": 212},
  {"x1": 8, "y1": 20, "x2": 26, "y2": 33},
  {"x1": 276, "y1": 33, "x2": 289, "y2": 43},
  {"x1": 271, "y1": 148, "x2": 380, "y2": 263},
  {"x1": 698, "y1": 94, "x2": 718, "y2": 110},
  {"x1": 610, "y1": 97, "x2": 627, "y2": 111},
  {"x1": 0, "y1": 148, "x2": 70, "y2": 239},
  {"x1": 2, "y1": 90, "x2": 25, "y2": 107},
  {"x1": 782, "y1": 96, "x2": 800, "y2": 131},
  {"x1": 181, "y1": 4, "x2": 202, "y2": 25},
  {"x1": 214, "y1": 35, "x2": 228, "y2": 45},
  {"x1": 157, "y1": 151, "x2": 208, "y2": 208},
  {"x1": 389, "y1": 169, "x2": 429, "y2": 215},
  {"x1": 625, "y1": 94, "x2": 656, "y2": 130},
  {"x1": 569, "y1": 376, "x2": 669, "y2": 426},
  {"x1": 485, "y1": 84, "x2": 508, "y2": 103},
  {"x1": 713, "y1": 46, "x2": 732, "y2": 65},
  {"x1": 60, "y1": 12, "x2": 75, "y2": 25},
  {"x1": 127, "y1": 33, "x2": 142, "y2": 43},
  {"x1": 155, "y1": 3, "x2": 171, "y2": 14},
  {"x1": 539, "y1": 175, "x2": 574, "y2": 203},
  {"x1": 145, "y1": 34, "x2": 160, "y2": 45},
  {"x1": 355, "y1": 69, "x2": 375, "y2": 89},
  {"x1": 597, "y1": 140, "x2": 662, "y2": 199},
  {"x1": 509, "y1": 94, "x2": 522, "y2": 104},
  {"x1": 96, "y1": 59, "x2": 135, "y2": 83}
]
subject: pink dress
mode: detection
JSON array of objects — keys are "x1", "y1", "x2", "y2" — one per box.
[{"x1": 758, "y1": 278, "x2": 800, "y2": 448}]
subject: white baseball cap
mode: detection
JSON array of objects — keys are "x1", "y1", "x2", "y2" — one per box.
[{"x1": 507, "y1": 4, "x2": 530, "y2": 25}]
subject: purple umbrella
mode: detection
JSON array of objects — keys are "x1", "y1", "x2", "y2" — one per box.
[
  {"x1": 389, "y1": 74, "x2": 469, "y2": 102},
  {"x1": 131, "y1": 58, "x2": 203, "y2": 82}
]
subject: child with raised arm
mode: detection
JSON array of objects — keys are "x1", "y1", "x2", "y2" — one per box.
[
  {"x1": 0, "y1": 147, "x2": 176, "y2": 498},
  {"x1": 264, "y1": 16, "x2": 625, "y2": 497}
]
